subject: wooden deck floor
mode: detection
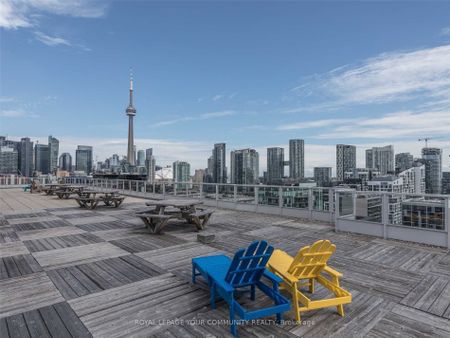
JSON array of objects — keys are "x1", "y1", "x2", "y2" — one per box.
[{"x1": 0, "y1": 188, "x2": 449, "y2": 337}]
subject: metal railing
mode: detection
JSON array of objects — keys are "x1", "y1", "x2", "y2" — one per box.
[{"x1": 8, "y1": 177, "x2": 450, "y2": 248}]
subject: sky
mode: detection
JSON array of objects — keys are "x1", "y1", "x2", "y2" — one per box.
[{"x1": 1, "y1": 0, "x2": 450, "y2": 176}]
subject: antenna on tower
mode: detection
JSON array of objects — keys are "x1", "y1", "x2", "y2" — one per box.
[{"x1": 129, "y1": 67, "x2": 133, "y2": 90}]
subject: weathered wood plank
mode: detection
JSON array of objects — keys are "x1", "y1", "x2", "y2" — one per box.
[
  {"x1": 32, "y1": 242, "x2": 129, "y2": 270},
  {"x1": 6, "y1": 314, "x2": 30, "y2": 338},
  {"x1": 0, "y1": 242, "x2": 29, "y2": 258},
  {"x1": 23, "y1": 310, "x2": 51, "y2": 338},
  {"x1": 0, "y1": 272, "x2": 64, "y2": 318}
]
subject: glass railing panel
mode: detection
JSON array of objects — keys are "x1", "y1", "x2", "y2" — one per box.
[
  {"x1": 400, "y1": 194, "x2": 445, "y2": 230},
  {"x1": 217, "y1": 184, "x2": 234, "y2": 202},
  {"x1": 339, "y1": 191, "x2": 354, "y2": 217},
  {"x1": 258, "y1": 187, "x2": 279, "y2": 206},
  {"x1": 282, "y1": 187, "x2": 309, "y2": 209},
  {"x1": 312, "y1": 188, "x2": 330, "y2": 211},
  {"x1": 236, "y1": 185, "x2": 255, "y2": 204},
  {"x1": 202, "y1": 183, "x2": 217, "y2": 199},
  {"x1": 187, "y1": 184, "x2": 201, "y2": 198},
  {"x1": 354, "y1": 192, "x2": 382, "y2": 223}
]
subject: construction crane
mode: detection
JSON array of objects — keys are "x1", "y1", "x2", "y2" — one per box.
[{"x1": 418, "y1": 137, "x2": 433, "y2": 148}]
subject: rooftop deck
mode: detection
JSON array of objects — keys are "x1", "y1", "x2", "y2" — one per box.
[{"x1": 0, "y1": 188, "x2": 449, "y2": 337}]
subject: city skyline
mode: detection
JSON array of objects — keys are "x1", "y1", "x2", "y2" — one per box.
[{"x1": 1, "y1": 1, "x2": 450, "y2": 174}]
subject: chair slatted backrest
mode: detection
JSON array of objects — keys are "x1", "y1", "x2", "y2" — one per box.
[
  {"x1": 288, "y1": 240, "x2": 336, "y2": 279},
  {"x1": 225, "y1": 240, "x2": 274, "y2": 288}
]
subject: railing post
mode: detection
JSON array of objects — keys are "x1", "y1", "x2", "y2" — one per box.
[
  {"x1": 278, "y1": 187, "x2": 283, "y2": 214},
  {"x1": 162, "y1": 183, "x2": 166, "y2": 199},
  {"x1": 381, "y1": 193, "x2": 389, "y2": 240},
  {"x1": 215, "y1": 184, "x2": 219, "y2": 207},
  {"x1": 445, "y1": 197, "x2": 450, "y2": 249},
  {"x1": 234, "y1": 185, "x2": 237, "y2": 203},
  {"x1": 200, "y1": 183, "x2": 204, "y2": 198},
  {"x1": 174, "y1": 183, "x2": 177, "y2": 196},
  {"x1": 334, "y1": 190, "x2": 340, "y2": 231},
  {"x1": 308, "y1": 188, "x2": 313, "y2": 220}
]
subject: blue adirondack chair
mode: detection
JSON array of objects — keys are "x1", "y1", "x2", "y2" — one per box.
[{"x1": 192, "y1": 240, "x2": 290, "y2": 336}]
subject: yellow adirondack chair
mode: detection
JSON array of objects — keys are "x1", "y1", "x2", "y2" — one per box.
[{"x1": 267, "y1": 240, "x2": 351, "y2": 322}]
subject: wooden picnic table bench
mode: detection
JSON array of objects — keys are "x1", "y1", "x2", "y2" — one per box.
[
  {"x1": 42, "y1": 184, "x2": 69, "y2": 195},
  {"x1": 75, "y1": 190, "x2": 124, "y2": 209},
  {"x1": 138, "y1": 199, "x2": 214, "y2": 233},
  {"x1": 55, "y1": 186, "x2": 85, "y2": 199}
]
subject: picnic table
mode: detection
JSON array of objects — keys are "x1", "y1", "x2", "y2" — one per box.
[
  {"x1": 42, "y1": 184, "x2": 69, "y2": 196},
  {"x1": 75, "y1": 190, "x2": 124, "y2": 209},
  {"x1": 55, "y1": 185, "x2": 85, "y2": 199},
  {"x1": 137, "y1": 199, "x2": 214, "y2": 234}
]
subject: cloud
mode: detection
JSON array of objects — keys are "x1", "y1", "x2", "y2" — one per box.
[
  {"x1": 290, "y1": 45, "x2": 450, "y2": 109},
  {"x1": 277, "y1": 118, "x2": 354, "y2": 130},
  {"x1": 314, "y1": 110, "x2": 450, "y2": 139},
  {"x1": 34, "y1": 31, "x2": 70, "y2": 46},
  {"x1": 0, "y1": 97, "x2": 15, "y2": 103},
  {"x1": 0, "y1": 0, "x2": 108, "y2": 29},
  {"x1": 441, "y1": 27, "x2": 450, "y2": 37},
  {"x1": 32, "y1": 31, "x2": 91, "y2": 50},
  {"x1": 154, "y1": 111, "x2": 235, "y2": 127},
  {"x1": 0, "y1": 109, "x2": 39, "y2": 118},
  {"x1": 212, "y1": 94, "x2": 224, "y2": 101},
  {"x1": 200, "y1": 111, "x2": 235, "y2": 118}
]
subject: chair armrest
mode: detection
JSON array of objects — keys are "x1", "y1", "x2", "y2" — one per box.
[
  {"x1": 323, "y1": 265, "x2": 342, "y2": 278},
  {"x1": 263, "y1": 269, "x2": 283, "y2": 283}
]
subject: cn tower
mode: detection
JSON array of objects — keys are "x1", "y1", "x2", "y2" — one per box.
[{"x1": 126, "y1": 69, "x2": 136, "y2": 166}]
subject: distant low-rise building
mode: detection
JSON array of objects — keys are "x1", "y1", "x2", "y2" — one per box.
[
  {"x1": 345, "y1": 168, "x2": 380, "y2": 190},
  {"x1": 402, "y1": 199, "x2": 445, "y2": 230},
  {"x1": 442, "y1": 172, "x2": 450, "y2": 195}
]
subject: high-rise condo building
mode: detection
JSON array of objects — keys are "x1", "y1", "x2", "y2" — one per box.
[
  {"x1": 19, "y1": 137, "x2": 33, "y2": 177},
  {"x1": 422, "y1": 147, "x2": 442, "y2": 194},
  {"x1": 137, "y1": 150, "x2": 145, "y2": 166},
  {"x1": 212, "y1": 143, "x2": 227, "y2": 183},
  {"x1": 35, "y1": 144, "x2": 49, "y2": 174},
  {"x1": 145, "y1": 149, "x2": 156, "y2": 183},
  {"x1": 267, "y1": 147, "x2": 284, "y2": 184},
  {"x1": 0, "y1": 146, "x2": 18, "y2": 174},
  {"x1": 48, "y1": 135, "x2": 59, "y2": 174},
  {"x1": 75, "y1": 145, "x2": 93, "y2": 174},
  {"x1": 193, "y1": 169, "x2": 205, "y2": 184},
  {"x1": 125, "y1": 71, "x2": 136, "y2": 166},
  {"x1": 59, "y1": 153, "x2": 72, "y2": 172},
  {"x1": 173, "y1": 161, "x2": 191, "y2": 188},
  {"x1": 365, "y1": 145, "x2": 394, "y2": 175},
  {"x1": 395, "y1": 152, "x2": 414, "y2": 173},
  {"x1": 314, "y1": 167, "x2": 332, "y2": 187},
  {"x1": 230, "y1": 148, "x2": 259, "y2": 184},
  {"x1": 289, "y1": 139, "x2": 304, "y2": 180},
  {"x1": 336, "y1": 144, "x2": 356, "y2": 181}
]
